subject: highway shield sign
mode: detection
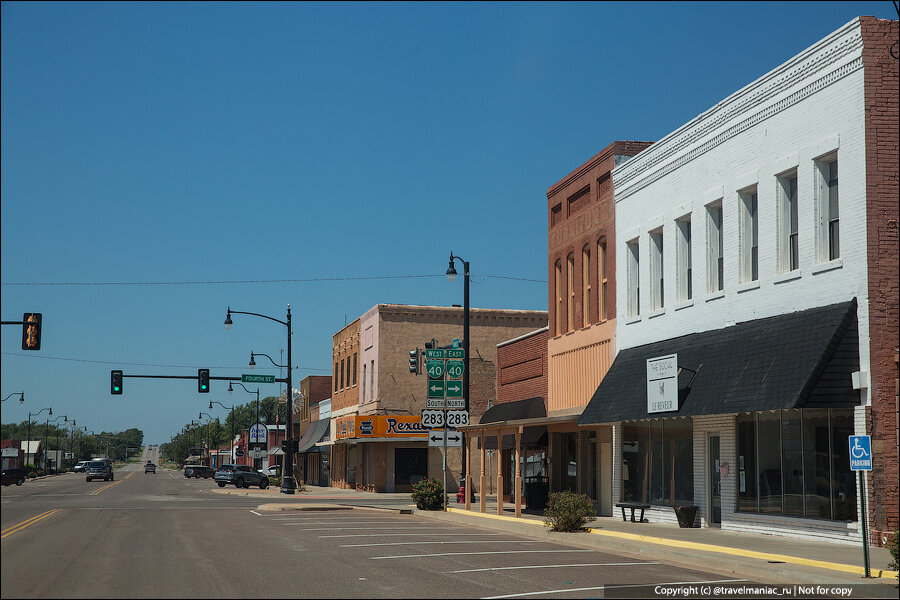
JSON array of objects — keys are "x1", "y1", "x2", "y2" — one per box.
[
  {"x1": 446, "y1": 360, "x2": 464, "y2": 379},
  {"x1": 425, "y1": 361, "x2": 445, "y2": 380}
]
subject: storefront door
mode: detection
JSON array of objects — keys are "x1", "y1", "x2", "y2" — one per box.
[{"x1": 709, "y1": 435, "x2": 721, "y2": 525}]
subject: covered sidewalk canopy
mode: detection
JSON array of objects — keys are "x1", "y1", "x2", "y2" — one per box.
[{"x1": 297, "y1": 419, "x2": 330, "y2": 454}]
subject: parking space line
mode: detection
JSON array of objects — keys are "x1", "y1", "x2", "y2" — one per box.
[
  {"x1": 371, "y1": 550, "x2": 599, "y2": 560},
  {"x1": 480, "y1": 579, "x2": 747, "y2": 599},
  {"x1": 321, "y1": 533, "x2": 510, "y2": 538},
  {"x1": 295, "y1": 526, "x2": 458, "y2": 531},
  {"x1": 341, "y1": 540, "x2": 544, "y2": 548},
  {"x1": 447, "y1": 562, "x2": 661, "y2": 574},
  {"x1": 283, "y1": 521, "x2": 418, "y2": 525}
]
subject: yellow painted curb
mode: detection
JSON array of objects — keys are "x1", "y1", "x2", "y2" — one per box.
[{"x1": 445, "y1": 508, "x2": 899, "y2": 580}]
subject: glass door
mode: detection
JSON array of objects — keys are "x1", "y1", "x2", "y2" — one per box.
[{"x1": 709, "y1": 435, "x2": 721, "y2": 524}]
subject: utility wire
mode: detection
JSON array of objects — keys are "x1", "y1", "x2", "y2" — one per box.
[
  {"x1": 1, "y1": 274, "x2": 545, "y2": 286},
  {"x1": 0, "y1": 351, "x2": 331, "y2": 372}
]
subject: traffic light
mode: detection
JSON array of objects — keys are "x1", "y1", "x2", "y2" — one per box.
[
  {"x1": 111, "y1": 370, "x2": 123, "y2": 395},
  {"x1": 408, "y1": 348, "x2": 420, "y2": 375},
  {"x1": 198, "y1": 369, "x2": 210, "y2": 393},
  {"x1": 21, "y1": 313, "x2": 42, "y2": 351}
]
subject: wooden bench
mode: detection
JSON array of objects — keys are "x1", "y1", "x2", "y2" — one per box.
[{"x1": 616, "y1": 502, "x2": 650, "y2": 523}]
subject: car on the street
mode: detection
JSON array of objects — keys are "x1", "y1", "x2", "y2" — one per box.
[
  {"x1": 1, "y1": 468, "x2": 26, "y2": 486},
  {"x1": 214, "y1": 464, "x2": 269, "y2": 489},
  {"x1": 144, "y1": 462, "x2": 156, "y2": 473},
  {"x1": 73, "y1": 461, "x2": 90, "y2": 473},
  {"x1": 259, "y1": 465, "x2": 280, "y2": 477},
  {"x1": 85, "y1": 459, "x2": 113, "y2": 482},
  {"x1": 183, "y1": 465, "x2": 214, "y2": 479}
]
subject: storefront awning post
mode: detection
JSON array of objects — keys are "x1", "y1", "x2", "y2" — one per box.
[
  {"x1": 496, "y1": 427, "x2": 503, "y2": 516},
  {"x1": 479, "y1": 433, "x2": 486, "y2": 513},
  {"x1": 515, "y1": 427, "x2": 522, "y2": 518},
  {"x1": 465, "y1": 435, "x2": 472, "y2": 511}
]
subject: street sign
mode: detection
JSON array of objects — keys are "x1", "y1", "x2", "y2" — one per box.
[
  {"x1": 445, "y1": 360, "x2": 464, "y2": 379},
  {"x1": 447, "y1": 349, "x2": 464, "y2": 359},
  {"x1": 426, "y1": 380, "x2": 446, "y2": 398},
  {"x1": 445, "y1": 381, "x2": 463, "y2": 397},
  {"x1": 242, "y1": 374, "x2": 276, "y2": 384},
  {"x1": 421, "y1": 409, "x2": 445, "y2": 429},
  {"x1": 446, "y1": 397, "x2": 465, "y2": 409},
  {"x1": 428, "y1": 429, "x2": 463, "y2": 447},
  {"x1": 248, "y1": 449, "x2": 267, "y2": 459},
  {"x1": 234, "y1": 449, "x2": 245, "y2": 458},
  {"x1": 849, "y1": 435, "x2": 872, "y2": 471},
  {"x1": 425, "y1": 349, "x2": 446, "y2": 360},
  {"x1": 445, "y1": 410, "x2": 470, "y2": 428},
  {"x1": 249, "y1": 422, "x2": 268, "y2": 444},
  {"x1": 425, "y1": 361, "x2": 445, "y2": 380},
  {"x1": 426, "y1": 397, "x2": 446, "y2": 409}
]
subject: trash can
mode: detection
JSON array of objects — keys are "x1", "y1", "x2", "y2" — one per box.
[
  {"x1": 524, "y1": 475, "x2": 549, "y2": 511},
  {"x1": 674, "y1": 505, "x2": 698, "y2": 528}
]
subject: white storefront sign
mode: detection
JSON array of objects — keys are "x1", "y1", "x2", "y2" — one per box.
[
  {"x1": 249, "y1": 423, "x2": 268, "y2": 445},
  {"x1": 647, "y1": 354, "x2": 678, "y2": 414}
]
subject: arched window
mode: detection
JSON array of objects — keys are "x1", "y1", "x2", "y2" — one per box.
[
  {"x1": 582, "y1": 245, "x2": 591, "y2": 327},
  {"x1": 554, "y1": 259, "x2": 563, "y2": 336},
  {"x1": 598, "y1": 238, "x2": 608, "y2": 321},
  {"x1": 566, "y1": 253, "x2": 575, "y2": 332}
]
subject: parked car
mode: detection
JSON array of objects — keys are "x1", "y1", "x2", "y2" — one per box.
[
  {"x1": 183, "y1": 465, "x2": 214, "y2": 479},
  {"x1": 73, "y1": 461, "x2": 90, "y2": 473},
  {"x1": 215, "y1": 464, "x2": 269, "y2": 489},
  {"x1": 144, "y1": 462, "x2": 156, "y2": 473},
  {"x1": 259, "y1": 465, "x2": 280, "y2": 477},
  {"x1": 1, "y1": 468, "x2": 26, "y2": 486},
  {"x1": 85, "y1": 460, "x2": 113, "y2": 482}
]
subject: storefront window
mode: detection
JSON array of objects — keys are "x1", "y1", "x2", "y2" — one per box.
[
  {"x1": 737, "y1": 409, "x2": 856, "y2": 521},
  {"x1": 623, "y1": 418, "x2": 693, "y2": 506},
  {"x1": 394, "y1": 447, "x2": 427, "y2": 487}
]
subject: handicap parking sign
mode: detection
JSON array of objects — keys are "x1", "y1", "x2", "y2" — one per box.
[{"x1": 848, "y1": 435, "x2": 872, "y2": 471}]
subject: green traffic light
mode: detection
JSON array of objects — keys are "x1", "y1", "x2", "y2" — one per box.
[{"x1": 114, "y1": 386, "x2": 120, "y2": 392}]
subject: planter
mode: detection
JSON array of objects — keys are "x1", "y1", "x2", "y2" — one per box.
[{"x1": 674, "y1": 505, "x2": 698, "y2": 528}]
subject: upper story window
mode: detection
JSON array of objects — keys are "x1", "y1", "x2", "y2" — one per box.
[
  {"x1": 352, "y1": 353, "x2": 358, "y2": 387},
  {"x1": 777, "y1": 170, "x2": 799, "y2": 273},
  {"x1": 362, "y1": 363, "x2": 367, "y2": 401},
  {"x1": 676, "y1": 217, "x2": 692, "y2": 302},
  {"x1": 815, "y1": 156, "x2": 839, "y2": 262},
  {"x1": 566, "y1": 253, "x2": 575, "y2": 332},
  {"x1": 599, "y1": 238, "x2": 608, "y2": 321},
  {"x1": 739, "y1": 187, "x2": 759, "y2": 283},
  {"x1": 582, "y1": 246, "x2": 591, "y2": 327},
  {"x1": 340, "y1": 359, "x2": 345, "y2": 390},
  {"x1": 649, "y1": 228, "x2": 664, "y2": 311},
  {"x1": 550, "y1": 203, "x2": 563, "y2": 227},
  {"x1": 567, "y1": 186, "x2": 590, "y2": 217},
  {"x1": 706, "y1": 201, "x2": 724, "y2": 293},
  {"x1": 554, "y1": 259, "x2": 563, "y2": 336},
  {"x1": 626, "y1": 239, "x2": 640, "y2": 318},
  {"x1": 334, "y1": 363, "x2": 338, "y2": 392}
]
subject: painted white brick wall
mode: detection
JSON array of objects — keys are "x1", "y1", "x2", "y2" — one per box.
[{"x1": 613, "y1": 18, "x2": 871, "y2": 409}]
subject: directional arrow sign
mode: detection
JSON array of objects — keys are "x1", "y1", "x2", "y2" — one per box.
[
  {"x1": 426, "y1": 380, "x2": 446, "y2": 398},
  {"x1": 445, "y1": 382, "x2": 463, "y2": 397},
  {"x1": 428, "y1": 428, "x2": 463, "y2": 447},
  {"x1": 425, "y1": 361, "x2": 445, "y2": 380}
]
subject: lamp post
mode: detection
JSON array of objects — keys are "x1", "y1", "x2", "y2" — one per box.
[
  {"x1": 26, "y1": 407, "x2": 51, "y2": 469},
  {"x1": 225, "y1": 305, "x2": 296, "y2": 494},
  {"x1": 190, "y1": 420, "x2": 200, "y2": 461},
  {"x1": 48, "y1": 415, "x2": 67, "y2": 471},
  {"x1": 199, "y1": 412, "x2": 215, "y2": 466},
  {"x1": 210, "y1": 401, "x2": 236, "y2": 467},
  {"x1": 446, "y1": 252, "x2": 470, "y2": 483},
  {"x1": 2, "y1": 392, "x2": 25, "y2": 404},
  {"x1": 229, "y1": 380, "x2": 262, "y2": 469}
]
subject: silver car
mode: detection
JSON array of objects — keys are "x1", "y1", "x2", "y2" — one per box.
[{"x1": 85, "y1": 460, "x2": 113, "y2": 482}]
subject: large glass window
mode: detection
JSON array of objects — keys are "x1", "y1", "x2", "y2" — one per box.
[
  {"x1": 707, "y1": 202, "x2": 724, "y2": 293},
  {"x1": 676, "y1": 217, "x2": 692, "y2": 302},
  {"x1": 623, "y1": 419, "x2": 693, "y2": 506},
  {"x1": 582, "y1": 246, "x2": 592, "y2": 327},
  {"x1": 778, "y1": 172, "x2": 799, "y2": 273},
  {"x1": 740, "y1": 188, "x2": 759, "y2": 283},
  {"x1": 626, "y1": 240, "x2": 640, "y2": 317},
  {"x1": 650, "y1": 229, "x2": 664, "y2": 310},
  {"x1": 599, "y1": 239, "x2": 608, "y2": 321},
  {"x1": 737, "y1": 409, "x2": 857, "y2": 521},
  {"x1": 567, "y1": 254, "x2": 575, "y2": 332}
]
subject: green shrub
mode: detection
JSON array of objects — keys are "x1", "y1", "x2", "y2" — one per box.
[
  {"x1": 411, "y1": 477, "x2": 446, "y2": 510},
  {"x1": 269, "y1": 476, "x2": 281, "y2": 487},
  {"x1": 543, "y1": 490, "x2": 596, "y2": 532},
  {"x1": 887, "y1": 529, "x2": 899, "y2": 571}
]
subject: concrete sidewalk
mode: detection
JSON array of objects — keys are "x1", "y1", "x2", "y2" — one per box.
[{"x1": 247, "y1": 485, "x2": 898, "y2": 586}]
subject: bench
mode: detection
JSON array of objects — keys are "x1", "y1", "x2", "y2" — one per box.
[{"x1": 616, "y1": 502, "x2": 650, "y2": 523}]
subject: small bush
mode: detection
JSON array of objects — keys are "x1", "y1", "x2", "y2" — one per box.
[
  {"x1": 543, "y1": 490, "x2": 596, "y2": 532},
  {"x1": 887, "y1": 529, "x2": 899, "y2": 571},
  {"x1": 269, "y1": 476, "x2": 281, "y2": 487},
  {"x1": 411, "y1": 477, "x2": 446, "y2": 511}
]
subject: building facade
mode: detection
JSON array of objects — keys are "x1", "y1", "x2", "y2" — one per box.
[{"x1": 579, "y1": 16, "x2": 898, "y2": 544}]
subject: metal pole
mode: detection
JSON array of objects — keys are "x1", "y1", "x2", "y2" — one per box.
[
  {"x1": 27, "y1": 415, "x2": 31, "y2": 469},
  {"x1": 44, "y1": 416, "x2": 49, "y2": 470},
  {"x1": 283, "y1": 306, "x2": 296, "y2": 493},
  {"x1": 859, "y1": 470, "x2": 871, "y2": 577},
  {"x1": 462, "y1": 259, "x2": 469, "y2": 482}
]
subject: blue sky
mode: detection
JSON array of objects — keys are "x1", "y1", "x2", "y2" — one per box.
[{"x1": 2, "y1": 1, "x2": 895, "y2": 444}]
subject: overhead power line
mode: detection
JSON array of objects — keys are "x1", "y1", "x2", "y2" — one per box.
[
  {"x1": 0, "y1": 352, "x2": 331, "y2": 372},
  {"x1": 1, "y1": 274, "x2": 545, "y2": 286}
]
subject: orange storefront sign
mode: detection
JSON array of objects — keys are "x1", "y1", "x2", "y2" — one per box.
[{"x1": 334, "y1": 415, "x2": 428, "y2": 440}]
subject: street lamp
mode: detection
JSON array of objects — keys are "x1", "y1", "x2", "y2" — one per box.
[
  {"x1": 48, "y1": 415, "x2": 67, "y2": 471},
  {"x1": 224, "y1": 305, "x2": 296, "y2": 494},
  {"x1": 2, "y1": 392, "x2": 25, "y2": 404},
  {"x1": 199, "y1": 412, "x2": 216, "y2": 466},
  {"x1": 229, "y1": 381, "x2": 262, "y2": 468},
  {"x1": 26, "y1": 407, "x2": 51, "y2": 469},
  {"x1": 446, "y1": 252, "x2": 470, "y2": 482},
  {"x1": 209, "y1": 400, "x2": 236, "y2": 467},
  {"x1": 190, "y1": 420, "x2": 200, "y2": 460}
]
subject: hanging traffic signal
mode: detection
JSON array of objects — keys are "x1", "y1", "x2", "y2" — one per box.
[
  {"x1": 21, "y1": 313, "x2": 42, "y2": 351},
  {"x1": 408, "y1": 348, "x2": 420, "y2": 375},
  {"x1": 198, "y1": 369, "x2": 210, "y2": 393},
  {"x1": 111, "y1": 370, "x2": 123, "y2": 395}
]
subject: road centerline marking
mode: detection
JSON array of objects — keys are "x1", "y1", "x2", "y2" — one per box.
[{"x1": 1, "y1": 509, "x2": 61, "y2": 539}]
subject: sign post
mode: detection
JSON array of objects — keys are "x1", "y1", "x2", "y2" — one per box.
[
  {"x1": 849, "y1": 435, "x2": 872, "y2": 578},
  {"x1": 425, "y1": 346, "x2": 466, "y2": 511}
]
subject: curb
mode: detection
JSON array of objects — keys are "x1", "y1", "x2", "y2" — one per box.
[{"x1": 257, "y1": 503, "x2": 353, "y2": 512}]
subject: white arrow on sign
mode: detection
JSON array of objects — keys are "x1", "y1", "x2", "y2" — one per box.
[{"x1": 427, "y1": 429, "x2": 463, "y2": 447}]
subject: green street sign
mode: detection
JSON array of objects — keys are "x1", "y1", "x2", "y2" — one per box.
[
  {"x1": 426, "y1": 380, "x2": 446, "y2": 398},
  {"x1": 425, "y1": 349, "x2": 445, "y2": 360},
  {"x1": 447, "y1": 349, "x2": 465, "y2": 359},
  {"x1": 425, "y1": 361, "x2": 445, "y2": 379},
  {"x1": 446, "y1": 360, "x2": 464, "y2": 380},
  {"x1": 242, "y1": 374, "x2": 276, "y2": 384},
  {"x1": 445, "y1": 381, "x2": 463, "y2": 397}
]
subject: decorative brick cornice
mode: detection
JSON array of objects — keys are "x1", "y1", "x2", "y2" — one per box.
[{"x1": 613, "y1": 18, "x2": 864, "y2": 201}]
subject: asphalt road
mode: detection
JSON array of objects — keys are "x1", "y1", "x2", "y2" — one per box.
[{"x1": 2, "y1": 449, "x2": 756, "y2": 599}]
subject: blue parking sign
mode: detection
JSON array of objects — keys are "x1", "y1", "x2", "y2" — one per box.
[{"x1": 848, "y1": 435, "x2": 872, "y2": 471}]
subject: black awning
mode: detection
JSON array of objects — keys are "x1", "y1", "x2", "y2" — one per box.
[
  {"x1": 480, "y1": 396, "x2": 546, "y2": 424},
  {"x1": 298, "y1": 419, "x2": 330, "y2": 453},
  {"x1": 578, "y1": 300, "x2": 860, "y2": 426}
]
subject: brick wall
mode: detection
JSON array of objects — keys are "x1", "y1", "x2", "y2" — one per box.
[
  {"x1": 497, "y1": 327, "x2": 549, "y2": 407},
  {"x1": 860, "y1": 16, "x2": 900, "y2": 540},
  {"x1": 331, "y1": 320, "x2": 360, "y2": 412}
]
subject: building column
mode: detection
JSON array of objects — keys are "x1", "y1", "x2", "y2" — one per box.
[
  {"x1": 515, "y1": 427, "x2": 522, "y2": 518},
  {"x1": 465, "y1": 434, "x2": 472, "y2": 511},
  {"x1": 496, "y1": 427, "x2": 503, "y2": 516},
  {"x1": 479, "y1": 433, "x2": 486, "y2": 513}
]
